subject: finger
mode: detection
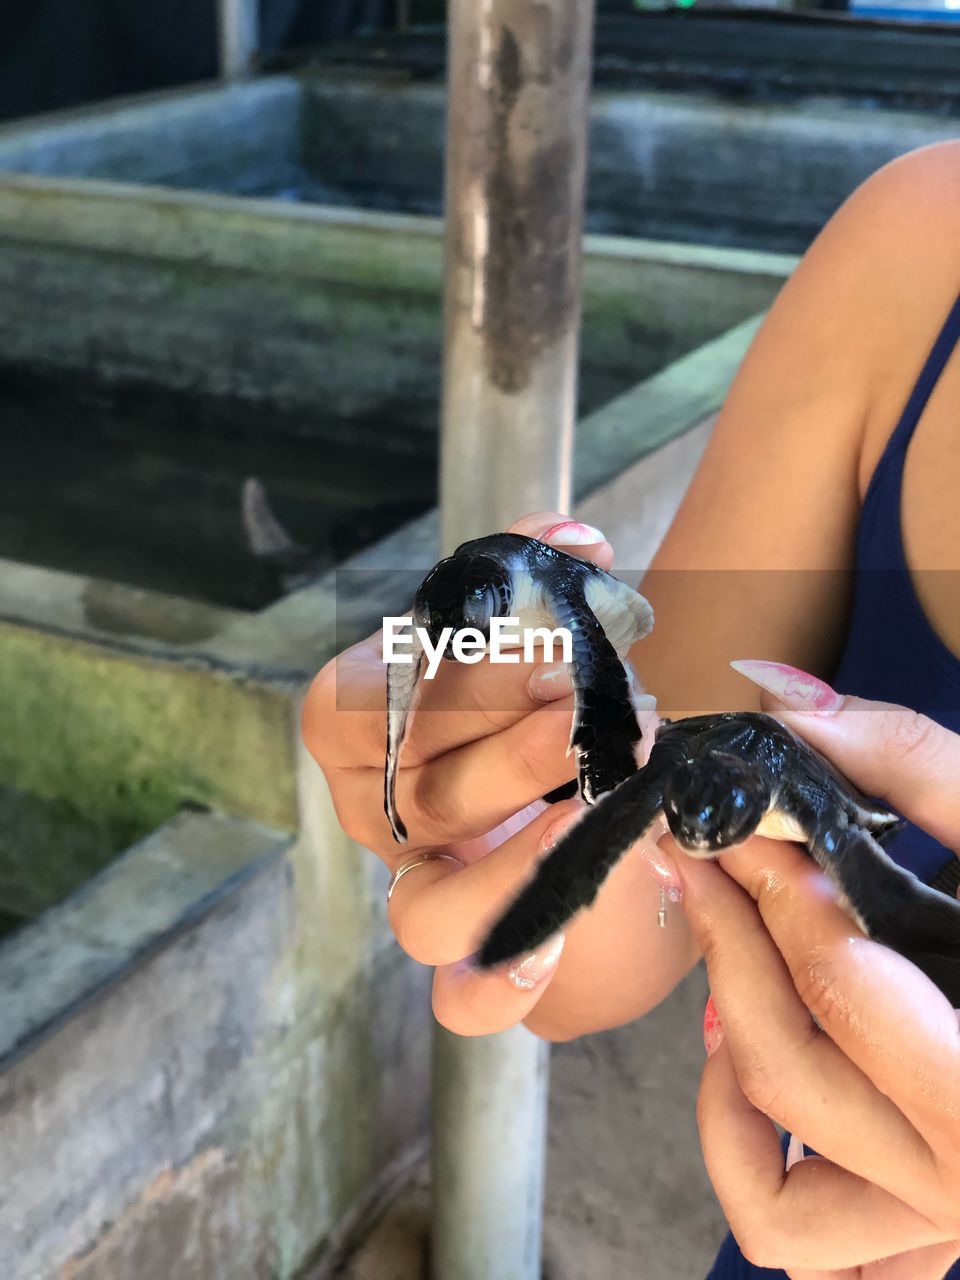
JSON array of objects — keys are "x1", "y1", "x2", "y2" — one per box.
[
  {"x1": 759, "y1": 690, "x2": 960, "y2": 853},
  {"x1": 331, "y1": 697, "x2": 578, "y2": 853},
  {"x1": 431, "y1": 932, "x2": 565, "y2": 1037},
  {"x1": 678, "y1": 845, "x2": 935, "y2": 1207},
  {"x1": 506, "y1": 510, "x2": 615, "y2": 570},
  {"x1": 302, "y1": 511, "x2": 613, "y2": 768},
  {"x1": 387, "y1": 800, "x2": 582, "y2": 965},
  {"x1": 303, "y1": 630, "x2": 572, "y2": 769},
  {"x1": 694, "y1": 835, "x2": 960, "y2": 1147},
  {"x1": 385, "y1": 794, "x2": 695, "y2": 1038},
  {"x1": 697, "y1": 1040, "x2": 951, "y2": 1273}
]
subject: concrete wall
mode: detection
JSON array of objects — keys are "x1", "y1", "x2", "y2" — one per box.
[
  {"x1": 0, "y1": 78, "x2": 303, "y2": 195},
  {"x1": 0, "y1": 176, "x2": 788, "y2": 454},
  {"x1": 0, "y1": 71, "x2": 954, "y2": 258},
  {"x1": 0, "y1": 804, "x2": 432, "y2": 1280},
  {"x1": 297, "y1": 72, "x2": 960, "y2": 252}
]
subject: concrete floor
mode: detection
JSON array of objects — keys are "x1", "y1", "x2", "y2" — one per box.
[{"x1": 334, "y1": 964, "x2": 727, "y2": 1280}]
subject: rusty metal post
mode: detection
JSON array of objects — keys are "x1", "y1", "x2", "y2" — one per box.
[
  {"x1": 433, "y1": 2, "x2": 596, "y2": 1277},
  {"x1": 439, "y1": 0, "x2": 594, "y2": 550},
  {"x1": 217, "y1": 0, "x2": 259, "y2": 79}
]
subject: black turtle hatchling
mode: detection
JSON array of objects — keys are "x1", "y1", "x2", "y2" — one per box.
[
  {"x1": 385, "y1": 533, "x2": 654, "y2": 844},
  {"x1": 478, "y1": 710, "x2": 960, "y2": 1006}
]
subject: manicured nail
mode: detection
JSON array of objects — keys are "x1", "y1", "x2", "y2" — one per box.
[
  {"x1": 540, "y1": 520, "x2": 606, "y2": 547},
  {"x1": 508, "y1": 932, "x2": 565, "y2": 990},
  {"x1": 784, "y1": 1134, "x2": 824, "y2": 1170},
  {"x1": 528, "y1": 662, "x2": 575, "y2": 703},
  {"x1": 703, "y1": 994, "x2": 724, "y2": 1056},
  {"x1": 539, "y1": 807, "x2": 581, "y2": 852},
  {"x1": 643, "y1": 843, "x2": 683, "y2": 903},
  {"x1": 731, "y1": 660, "x2": 844, "y2": 716},
  {"x1": 785, "y1": 1133, "x2": 806, "y2": 1172}
]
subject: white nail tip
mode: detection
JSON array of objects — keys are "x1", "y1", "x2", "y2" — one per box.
[
  {"x1": 548, "y1": 523, "x2": 605, "y2": 546},
  {"x1": 785, "y1": 1133, "x2": 806, "y2": 1172}
]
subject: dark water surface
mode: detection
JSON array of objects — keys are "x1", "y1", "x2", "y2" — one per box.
[{"x1": 0, "y1": 375, "x2": 435, "y2": 611}]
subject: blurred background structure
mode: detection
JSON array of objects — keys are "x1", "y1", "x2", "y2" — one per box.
[
  {"x1": 0, "y1": 3, "x2": 959, "y2": 1278},
  {"x1": 0, "y1": 1, "x2": 388, "y2": 122}
]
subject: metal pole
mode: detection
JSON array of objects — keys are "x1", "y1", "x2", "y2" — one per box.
[
  {"x1": 439, "y1": 0, "x2": 595, "y2": 550},
  {"x1": 433, "y1": 3, "x2": 596, "y2": 1278},
  {"x1": 217, "y1": 0, "x2": 259, "y2": 80}
]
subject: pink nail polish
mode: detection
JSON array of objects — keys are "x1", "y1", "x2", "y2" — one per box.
[
  {"x1": 703, "y1": 994, "x2": 724, "y2": 1056},
  {"x1": 508, "y1": 932, "x2": 565, "y2": 990},
  {"x1": 785, "y1": 1133, "x2": 806, "y2": 1172},
  {"x1": 540, "y1": 521, "x2": 606, "y2": 547},
  {"x1": 641, "y1": 843, "x2": 683, "y2": 903},
  {"x1": 539, "y1": 806, "x2": 580, "y2": 852},
  {"x1": 730, "y1": 660, "x2": 844, "y2": 716},
  {"x1": 528, "y1": 662, "x2": 575, "y2": 703}
]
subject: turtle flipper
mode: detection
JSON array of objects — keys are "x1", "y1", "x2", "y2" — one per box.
[
  {"x1": 477, "y1": 742, "x2": 677, "y2": 968},
  {"x1": 384, "y1": 634, "x2": 424, "y2": 844},
  {"x1": 584, "y1": 573, "x2": 654, "y2": 657},
  {"x1": 807, "y1": 822, "x2": 960, "y2": 1007},
  {"x1": 548, "y1": 583, "x2": 642, "y2": 806}
]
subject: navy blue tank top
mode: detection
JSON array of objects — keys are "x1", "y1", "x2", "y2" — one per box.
[{"x1": 708, "y1": 295, "x2": 960, "y2": 1280}]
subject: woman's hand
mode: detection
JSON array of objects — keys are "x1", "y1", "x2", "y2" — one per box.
[
  {"x1": 302, "y1": 512, "x2": 694, "y2": 1039},
  {"x1": 677, "y1": 680, "x2": 960, "y2": 1278}
]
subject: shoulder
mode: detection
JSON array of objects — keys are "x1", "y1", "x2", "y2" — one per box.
[
  {"x1": 847, "y1": 139, "x2": 960, "y2": 231},
  {"x1": 818, "y1": 141, "x2": 960, "y2": 492},
  {"x1": 714, "y1": 141, "x2": 960, "y2": 499},
  {"x1": 815, "y1": 140, "x2": 960, "y2": 311},
  {"x1": 651, "y1": 142, "x2": 960, "y2": 572},
  {"x1": 770, "y1": 140, "x2": 960, "y2": 363}
]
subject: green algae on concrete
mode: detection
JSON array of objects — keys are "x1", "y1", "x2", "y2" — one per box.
[{"x1": 0, "y1": 620, "x2": 299, "y2": 843}]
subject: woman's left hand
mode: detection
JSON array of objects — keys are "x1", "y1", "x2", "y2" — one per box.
[{"x1": 676, "y1": 688, "x2": 960, "y2": 1279}]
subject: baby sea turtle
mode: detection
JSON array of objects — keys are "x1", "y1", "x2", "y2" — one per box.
[
  {"x1": 478, "y1": 710, "x2": 960, "y2": 1006},
  {"x1": 385, "y1": 532, "x2": 654, "y2": 844}
]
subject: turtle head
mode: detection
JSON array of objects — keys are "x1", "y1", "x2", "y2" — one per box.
[
  {"x1": 412, "y1": 553, "x2": 513, "y2": 655},
  {"x1": 663, "y1": 752, "x2": 769, "y2": 855}
]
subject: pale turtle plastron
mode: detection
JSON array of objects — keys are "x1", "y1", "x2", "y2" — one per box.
[
  {"x1": 478, "y1": 710, "x2": 960, "y2": 1007},
  {"x1": 384, "y1": 533, "x2": 654, "y2": 844}
]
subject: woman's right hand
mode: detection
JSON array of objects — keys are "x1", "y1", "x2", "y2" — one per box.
[{"x1": 302, "y1": 512, "x2": 696, "y2": 1039}]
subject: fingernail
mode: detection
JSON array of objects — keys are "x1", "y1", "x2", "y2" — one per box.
[
  {"x1": 785, "y1": 1133, "x2": 806, "y2": 1172},
  {"x1": 703, "y1": 994, "x2": 724, "y2": 1056},
  {"x1": 508, "y1": 932, "x2": 565, "y2": 990},
  {"x1": 539, "y1": 807, "x2": 581, "y2": 851},
  {"x1": 642, "y1": 841, "x2": 683, "y2": 903},
  {"x1": 528, "y1": 662, "x2": 575, "y2": 703},
  {"x1": 540, "y1": 520, "x2": 606, "y2": 547},
  {"x1": 730, "y1": 660, "x2": 844, "y2": 716},
  {"x1": 784, "y1": 1134, "x2": 825, "y2": 1170}
]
